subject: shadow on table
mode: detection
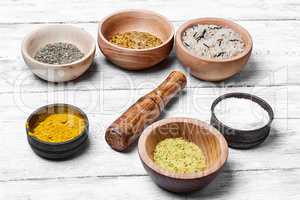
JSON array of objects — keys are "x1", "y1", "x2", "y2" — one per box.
[
  {"x1": 261, "y1": 127, "x2": 280, "y2": 148},
  {"x1": 120, "y1": 86, "x2": 186, "y2": 154},
  {"x1": 37, "y1": 137, "x2": 91, "y2": 162},
  {"x1": 159, "y1": 89, "x2": 187, "y2": 119},
  {"x1": 71, "y1": 61, "x2": 99, "y2": 83},
  {"x1": 103, "y1": 52, "x2": 177, "y2": 75},
  {"x1": 31, "y1": 50, "x2": 179, "y2": 88},
  {"x1": 30, "y1": 61, "x2": 99, "y2": 85},
  {"x1": 245, "y1": 126, "x2": 280, "y2": 150},
  {"x1": 185, "y1": 127, "x2": 279, "y2": 198},
  {"x1": 185, "y1": 162, "x2": 235, "y2": 199},
  {"x1": 221, "y1": 58, "x2": 262, "y2": 86}
]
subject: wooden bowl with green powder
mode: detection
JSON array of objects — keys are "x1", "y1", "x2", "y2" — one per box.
[
  {"x1": 138, "y1": 118, "x2": 228, "y2": 193},
  {"x1": 26, "y1": 104, "x2": 89, "y2": 160}
]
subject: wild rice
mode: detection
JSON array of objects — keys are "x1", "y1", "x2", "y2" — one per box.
[{"x1": 182, "y1": 24, "x2": 245, "y2": 59}]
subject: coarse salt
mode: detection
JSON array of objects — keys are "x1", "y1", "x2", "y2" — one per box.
[{"x1": 214, "y1": 97, "x2": 270, "y2": 130}]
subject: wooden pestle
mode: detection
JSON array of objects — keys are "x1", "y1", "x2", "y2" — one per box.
[{"x1": 105, "y1": 71, "x2": 187, "y2": 151}]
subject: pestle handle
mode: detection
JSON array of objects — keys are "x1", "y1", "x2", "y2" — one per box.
[{"x1": 105, "y1": 71, "x2": 187, "y2": 151}]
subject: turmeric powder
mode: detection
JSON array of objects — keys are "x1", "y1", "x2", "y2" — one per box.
[{"x1": 29, "y1": 113, "x2": 85, "y2": 143}]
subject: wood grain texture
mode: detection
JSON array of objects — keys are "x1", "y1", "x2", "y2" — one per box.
[
  {"x1": 0, "y1": 86, "x2": 292, "y2": 121},
  {"x1": 0, "y1": 0, "x2": 300, "y2": 23},
  {"x1": 1, "y1": 0, "x2": 300, "y2": 198},
  {"x1": 106, "y1": 71, "x2": 186, "y2": 151},
  {"x1": 98, "y1": 9, "x2": 174, "y2": 70},
  {"x1": 21, "y1": 25, "x2": 96, "y2": 82},
  {"x1": 1, "y1": 169, "x2": 300, "y2": 199},
  {"x1": 138, "y1": 118, "x2": 228, "y2": 192},
  {"x1": 0, "y1": 20, "x2": 299, "y2": 94},
  {"x1": 0, "y1": 87, "x2": 296, "y2": 182},
  {"x1": 176, "y1": 18, "x2": 252, "y2": 81}
]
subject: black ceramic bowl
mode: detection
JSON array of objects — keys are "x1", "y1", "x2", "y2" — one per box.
[
  {"x1": 26, "y1": 104, "x2": 89, "y2": 159},
  {"x1": 210, "y1": 93, "x2": 274, "y2": 149}
]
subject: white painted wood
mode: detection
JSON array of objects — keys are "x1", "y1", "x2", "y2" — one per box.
[
  {"x1": 0, "y1": 20, "x2": 299, "y2": 93},
  {"x1": 0, "y1": 87, "x2": 296, "y2": 181},
  {"x1": 1, "y1": 169, "x2": 300, "y2": 199},
  {"x1": 0, "y1": 0, "x2": 300, "y2": 23},
  {"x1": 1, "y1": 0, "x2": 300, "y2": 199},
  {"x1": 0, "y1": 86, "x2": 291, "y2": 121},
  {"x1": 0, "y1": 118, "x2": 297, "y2": 181}
]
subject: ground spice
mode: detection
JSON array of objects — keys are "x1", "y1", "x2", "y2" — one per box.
[
  {"x1": 109, "y1": 31, "x2": 163, "y2": 49},
  {"x1": 214, "y1": 97, "x2": 270, "y2": 130},
  {"x1": 34, "y1": 42, "x2": 84, "y2": 64},
  {"x1": 153, "y1": 138, "x2": 206, "y2": 174},
  {"x1": 182, "y1": 24, "x2": 245, "y2": 59},
  {"x1": 29, "y1": 113, "x2": 85, "y2": 143}
]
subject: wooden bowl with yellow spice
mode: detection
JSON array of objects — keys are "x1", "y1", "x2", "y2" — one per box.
[
  {"x1": 98, "y1": 9, "x2": 174, "y2": 70},
  {"x1": 138, "y1": 118, "x2": 228, "y2": 193},
  {"x1": 26, "y1": 104, "x2": 89, "y2": 160}
]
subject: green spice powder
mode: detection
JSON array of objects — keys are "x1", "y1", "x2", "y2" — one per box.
[{"x1": 154, "y1": 138, "x2": 206, "y2": 174}]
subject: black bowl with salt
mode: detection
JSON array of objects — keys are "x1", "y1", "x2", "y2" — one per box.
[{"x1": 210, "y1": 93, "x2": 274, "y2": 149}]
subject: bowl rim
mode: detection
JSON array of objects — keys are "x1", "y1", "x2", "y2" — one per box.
[
  {"x1": 21, "y1": 24, "x2": 96, "y2": 68},
  {"x1": 210, "y1": 92, "x2": 274, "y2": 133},
  {"x1": 138, "y1": 117, "x2": 228, "y2": 180},
  {"x1": 175, "y1": 17, "x2": 253, "y2": 63},
  {"x1": 98, "y1": 9, "x2": 175, "y2": 52},
  {"x1": 26, "y1": 103, "x2": 89, "y2": 146}
]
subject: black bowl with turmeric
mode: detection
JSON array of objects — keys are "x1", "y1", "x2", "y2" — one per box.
[{"x1": 26, "y1": 104, "x2": 89, "y2": 160}]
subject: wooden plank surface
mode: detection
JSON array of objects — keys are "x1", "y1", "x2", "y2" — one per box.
[
  {"x1": 0, "y1": 118, "x2": 297, "y2": 181},
  {"x1": 1, "y1": 0, "x2": 300, "y2": 199},
  {"x1": 1, "y1": 20, "x2": 299, "y2": 92},
  {"x1": 0, "y1": 0, "x2": 299, "y2": 23},
  {"x1": 0, "y1": 86, "x2": 291, "y2": 121},
  {"x1": 2, "y1": 169, "x2": 300, "y2": 200},
  {"x1": 0, "y1": 87, "x2": 295, "y2": 181}
]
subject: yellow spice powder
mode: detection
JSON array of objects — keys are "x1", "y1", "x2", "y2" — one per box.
[
  {"x1": 154, "y1": 138, "x2": 206, "y2": 174},
  {"x1": 109, "y1": 31, "x2": 163, "y2": 49},
  {"x1": 29, "y1": 113, "x2": 85, "y2": 143}
]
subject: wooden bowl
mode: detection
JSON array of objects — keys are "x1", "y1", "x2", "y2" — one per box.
[
  {"x1": 175, "y1": 18, "x2": 253, "y2": 81},
  {"x1": 98, "y1": 9, "x2": 174, "y2": 70},
  {"x1": 138, "y1": 118, "x2": 228, "y2": 193},
  {"x1": 26, "y1": 104, "x2": 89, "y2": 160},
  {"x1": 22, "y1": 25, "x2": 96, "y2": 82}
]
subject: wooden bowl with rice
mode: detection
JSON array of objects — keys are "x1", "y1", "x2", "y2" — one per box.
[
  {"x1": 175, "y1": 18, "x2": 253, "y2": 81},
  {"x1": 138, "y1": 118, "x2": 228, "y2": 193}
]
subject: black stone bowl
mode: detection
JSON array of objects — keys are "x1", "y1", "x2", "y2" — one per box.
[
  {"x1": 210, "y1": 93, "x2": 274, "y2": 149},
  {"x1": 26, "y1": 104, "x2": 89, "y2": 160}
]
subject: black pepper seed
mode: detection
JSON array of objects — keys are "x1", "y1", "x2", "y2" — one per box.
[{"x1": 34, "y1": 42, "x2": 84, "y2": 65}]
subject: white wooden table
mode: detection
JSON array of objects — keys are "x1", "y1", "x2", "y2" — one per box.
[{"x1": 1, "y1": 0, "x2": 300, "y2": 199}]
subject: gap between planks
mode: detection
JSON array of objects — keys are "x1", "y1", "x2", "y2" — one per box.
[
  {"x1": 0, "y1": 84, "x2": 294, "y2": 95},
  {"x1": 0, "y1": 18, "x2": 299, "y2": 25},
  {"x1": 1, "y1": 167, "x2": 299, "y2": 183}
]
